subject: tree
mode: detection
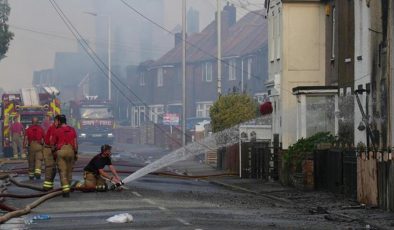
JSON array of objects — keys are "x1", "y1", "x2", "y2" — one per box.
[
  {"x1": 209, "y1": 93, "x2": 258, "y2": 133},
  {"x1": 0, "y1": 0, "x2": 13, "y2": 60}
]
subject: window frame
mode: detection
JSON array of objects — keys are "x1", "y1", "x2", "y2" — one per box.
[
  {"x1": 228, "y1": 59, "x2": 236, "y2": 81},
  {"x1": 157, "y1": 68, "x2": 163, "y2": 87},
  {"x1": 139, "y1": 72, "x2": 145, "y2": 86},
  {"x1": 196, "y1": 102, "x2": 213, "y2": 118},
  {"x1": 247, "y1": 58, "x2": 252, "y2": 80}
]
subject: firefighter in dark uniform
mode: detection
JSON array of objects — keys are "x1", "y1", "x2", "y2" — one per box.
[
  {"x1": 76, "y1": 144, "x2": 121, "y2": 192},
  {"x1": 52, "y1": 115, "x2": 78, "y2": 197},
  {"x1": 24, "y1": 117, "x2": 45, "y2": 180},
  {"x1": 42, "y1": 115, "x2": 60, "y2": 191}
]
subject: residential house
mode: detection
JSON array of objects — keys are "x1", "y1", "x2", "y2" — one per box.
[
  {"x1": 265, "y1": 0, "x2": 327, "y2": 149},
  {"x1": 33, "y1": 69, "x2": 54, "y2": 87},
  {"x1": 128, "y1": 4, "x2": 268, "y2": 128}
]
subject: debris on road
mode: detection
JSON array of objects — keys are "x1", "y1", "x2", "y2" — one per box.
[
  {"x1": 106, "y1": 213, "x2": 133, "y2": 223},
  {"x1": 341, "y1": 204, "x2": 366, "y2": 210},
  {"x1": 308, "y1": 206, "x2": 328, "y2": 215}
]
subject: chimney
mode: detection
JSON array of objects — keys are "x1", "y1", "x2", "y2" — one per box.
[
  {"x1": 215, "y1": 2, "x2": 237, "y2": 28},
  {"x1": 223, "y1": 2, "x2": 236, "y2": 26},
  {"x1": 174, "y1": 32, "x2": 182, "y2": 47}
]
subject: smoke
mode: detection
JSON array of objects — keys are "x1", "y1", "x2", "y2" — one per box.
[{"x1": 0, "y1": 0, "x2": 262, "y2": 91}]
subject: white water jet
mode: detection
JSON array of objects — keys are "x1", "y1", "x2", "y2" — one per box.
[{"x1": 122, "y1": 126, "x2": 240, "y2": 183}]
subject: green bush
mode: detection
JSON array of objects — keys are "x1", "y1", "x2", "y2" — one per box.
[
  {"x1": 284, "y1": 132, "x2": 335, "y2": 172},
  {"x1": 0, "y1": 0, "x2": 14, "y2": 59},
  {"x1": 210, "y1": 93, "x2": 258, "y2": 133}
]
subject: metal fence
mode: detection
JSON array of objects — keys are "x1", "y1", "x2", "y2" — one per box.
[{"x1": 240, "y1": 141, "x2": 272, "y2": 180}]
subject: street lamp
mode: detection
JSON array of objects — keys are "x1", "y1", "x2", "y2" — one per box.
[{"x1": 84, "y1": 12, "x2": 112, "y2": 101}]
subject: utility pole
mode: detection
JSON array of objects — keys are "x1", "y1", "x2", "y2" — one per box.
[
  {"x1": 83, "y1": 12, "x2": 111, "y2": 101},
  {"x1": 108, "y1": 16, "x2": 112, "y2": 101},
  {"x1": 182, "y1": 0, "x2": 187, "y2": 146},
  {"x1": 217, "y1": 0, "x2": 222, "y2": 97}
]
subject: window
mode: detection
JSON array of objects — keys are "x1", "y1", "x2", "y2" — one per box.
[
  {"x1": 132, "y1": 106, "x2": 146, "y2": 127},
  {"x1": 149, "y1": 105, "x2": 164, "y2": 123},
  {"x1": 255, "y1": 93, "x2": 268, "y2": 104},
  {"x1": 139, "y1": 72, "x2": 145, "y2": 86},
  {"x1": 247, "y1": 58, "x2": 252, "y2": 80},
  {"x1": 196, "y1": 102, "x2": 212, "y2": 118},
  {"x1": 202, "y1": 62, "x2": 213, "y2": 82},
  {"x1": 269, "y1": 11, "x2": 275, "y2": 62},
  {"x1": 157, "y1": 68, "x2": 163, "y2": 87},
  {"x1": 228, "y1": 59, "x2": 236, "y2": 81},
  {"x1": 331, "y1": 6, "x2": 336, "y2": 60},
  {"x1": 275, "y1": 8, "x2": 281, "y2": 60},
  {"x1": 358, "y1": 1, "x2": 363, "y2": 58}
]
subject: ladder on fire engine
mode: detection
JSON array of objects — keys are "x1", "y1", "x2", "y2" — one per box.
[{"x1": 21, "y1": 88, "x2": 40, "y2": 106}]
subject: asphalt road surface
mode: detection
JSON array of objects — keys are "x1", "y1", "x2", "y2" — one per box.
[{"x1": 0, "y1": 143, "x2": 379, "y2": 229}]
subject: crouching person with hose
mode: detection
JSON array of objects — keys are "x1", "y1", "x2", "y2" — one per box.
[{"x1": 76, "y1": 144, "x2": 123, "y2": 192}]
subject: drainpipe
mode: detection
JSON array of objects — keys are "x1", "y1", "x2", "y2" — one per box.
[
  {"x1": 388, "y1": 1, "x2": 393, "y2": 149},
  {"x1": 241, "y1": 58, "x2": 244, "y2": 93}
]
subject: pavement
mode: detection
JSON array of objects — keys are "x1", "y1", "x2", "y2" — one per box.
[{"x1": 1, "y1": 143, "x2": 394, "y2": 229}]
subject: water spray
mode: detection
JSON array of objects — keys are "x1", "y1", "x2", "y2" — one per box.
[{"x1": 122, "y1": 126, "x2": 240, "y2": 183}]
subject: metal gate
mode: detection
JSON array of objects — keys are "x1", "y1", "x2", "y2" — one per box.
[
  {"x1": 314, "y1": 149, "x2": 343, "y2": 194},
  {"x1": 241, "y1": 141, "x2": 271, "y2": 179}
]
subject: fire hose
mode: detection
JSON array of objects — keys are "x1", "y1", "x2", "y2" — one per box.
[
  {"x1": 0, "y1": 168, "x2": 237, "y2": 224},
  {"x1": 0, "y1": 190, "x2": 63, "y2": 224},
  {"x1": 0, "y1": 174, "x2": 66, "y2": 223},
  {"x1": 4, "y1": 167, "x2": 237, "y2": 180}
]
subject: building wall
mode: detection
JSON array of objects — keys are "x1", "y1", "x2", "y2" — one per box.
[
  {"x1": 271, "y1": 1, "x2": 326, "y2": 148},
  {"x1": 325, "y1": 1, "x2": 339, "y2": 86},
  {"x1": 353, "y1": 1, "x2": 386, "y2": 149},
  {"x1": 390, "y1": 0, "x2": 394, "y2": 147},
  {"x1": 354, "y1": 0, "x2": 373, "y2": 146}
]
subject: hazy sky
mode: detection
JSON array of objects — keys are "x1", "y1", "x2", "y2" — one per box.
[{"x1": 0, "y1": 0, "x2": 263, "y2": 91}]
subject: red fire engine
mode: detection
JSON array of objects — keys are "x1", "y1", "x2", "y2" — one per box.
[
  {"x1": 69, "y1": 96, "x2": 115, "y2": 144},
  {"x1": 1, "y1": 87, "x2": 61, "y2": 157}
]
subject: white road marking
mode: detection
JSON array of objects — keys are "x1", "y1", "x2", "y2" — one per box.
[
  {"x1": 176, "y1": 218, "x2": 191, "y2": 226},
  {"x1": 132, "y1": 191, "x2": 142, "y2": 197},
  {"x1": 143, "y1": 198, "x2": 156, "y2": 205},
  {"x1": 158, "y1": 206, "x2": 168, "y2": 211}
]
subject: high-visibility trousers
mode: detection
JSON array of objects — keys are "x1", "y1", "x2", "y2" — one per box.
[
  {"x1": 12, "y1": 133, "x2": 23, "y2": 158},
  {"x1": 42, "y1": 146, "x2": 56, "y2": 190},
  {"x1": 28, "y1": 141, "x2": 43, "y2": 177},
  {"x1": 75, "y1": 171, "x2": 107, "y2": 192},
  {"x1": 56, "y1": 145, "x2": 75, "y2": 193}
]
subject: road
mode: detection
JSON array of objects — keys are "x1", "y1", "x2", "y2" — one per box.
[{"x1": 0, "y1": 143, "x2": 380, "y2": 229}]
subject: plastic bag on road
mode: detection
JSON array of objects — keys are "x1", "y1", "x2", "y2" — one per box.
[{"x1": 106, "y1": 213, "x2": 133, "y2": 223}]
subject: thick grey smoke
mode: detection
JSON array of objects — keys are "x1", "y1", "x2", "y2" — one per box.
[{"x1": 0, "y1": 0, "x2": 261, "y2": 91}]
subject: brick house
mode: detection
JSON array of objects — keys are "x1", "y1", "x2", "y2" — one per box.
[{"x1": 128, "y1": 5, "x2": 268, "y2": 127}]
